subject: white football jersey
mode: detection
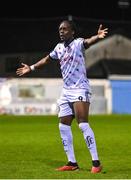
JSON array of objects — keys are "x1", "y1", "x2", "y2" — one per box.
[{"x1": 49, "y1": 38, "x2": 91, "y2": 91}]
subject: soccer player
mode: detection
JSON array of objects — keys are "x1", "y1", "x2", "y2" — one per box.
[{"x1": 16, "y1": 20, "x2": 108, "y2": 173}]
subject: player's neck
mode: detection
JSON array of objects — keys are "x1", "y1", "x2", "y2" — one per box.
[{"x1": 64, "y1": 37, "x2": 74, "y2": 47}]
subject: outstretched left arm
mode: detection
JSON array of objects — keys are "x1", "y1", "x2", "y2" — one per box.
[{"x1": 84, "y1": 24, "x2": 108, "y2": 47}]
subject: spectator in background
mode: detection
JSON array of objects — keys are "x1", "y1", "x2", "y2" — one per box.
[{"x1": 16, "y1": 20, "x2": 108, "y2": 173}]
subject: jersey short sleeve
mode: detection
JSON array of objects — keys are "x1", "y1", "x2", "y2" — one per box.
[
  {"x1": 74, "y1": 38, "x2": 83, "y2": 50},
  {"x1": 77, "y1": 38, "x2": 89, "y2": 50},
  {"x1": 49, "y1": 44, "x2": 59, "y2": 60}
]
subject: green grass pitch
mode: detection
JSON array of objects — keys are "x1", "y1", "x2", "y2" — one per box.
[{"x1": 0, "y1": 114, "x2": 131, "y2": 179}]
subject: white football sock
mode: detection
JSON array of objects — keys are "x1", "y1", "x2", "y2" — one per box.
[
  {"x1": 79, "y1": 122, "x2": 99, "y2": 161},
  {"x1": 59, "y1": 123, "x2": 76, "y2": 163}
]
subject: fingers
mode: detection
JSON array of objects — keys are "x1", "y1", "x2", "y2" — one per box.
[
  {"x1": 16, "y1": 62, "x2": 29, "y2": 76},
  {"x1": 101, "y1": 33, "x2": 107, "y2": 38},
  {"x1": 16, "y1": 69, "x2": 23, "y2": 76},
  {"x1": 99, "y1": 24, "x2": 108, "y2": 32},
  {"x1": 21, "y1": 63, "x2": 27, "y2": 66},
  {"x1": 99, "y1": 24, "x2": 102, "y2": 29},
  {"x1": 16, "y1": 65, "x2": 25, "y2": 76},
  {"x1": 16, "y1": 72, "x2": 23, "y2": 76},
  {"x1": 104, "y1": 28, "x2": 108, "y2": 31},
  {"x1": 103, "y1": 31, "x2": 108, "y2": 34},
  {"x1": 98, "y1": 25, "x2": 108, "y2": 39}
]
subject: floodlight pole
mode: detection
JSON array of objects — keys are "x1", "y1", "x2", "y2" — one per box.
[
  {"x1": 68, "y1": 15, "x2": 73, "y2": 21},
  {"x1": 118, "y1": 0, "x2": 130, "y2": 21}
]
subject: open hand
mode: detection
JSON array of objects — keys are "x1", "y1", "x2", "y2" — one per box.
[
  {"x1": 97, "y1": 24, "x2": 108, "y2": 39},
  {"x1": 16, "y1": 63, "x2": 31, "y2": 76}
]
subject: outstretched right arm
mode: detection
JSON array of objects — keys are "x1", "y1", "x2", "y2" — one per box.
[{"x1": 16, "y1": 55, "x2": 51, "y2": 76}]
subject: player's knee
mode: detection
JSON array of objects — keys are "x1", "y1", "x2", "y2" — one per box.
[{"x1": 76, "y1": 115, "x2": 88, "y2": 124}]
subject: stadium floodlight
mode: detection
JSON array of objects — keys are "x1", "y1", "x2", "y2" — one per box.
[
  {"x1": 118, "y1": 0, "x2": 130, "y2": 20},
  {"x1": 118, "y1": 0, "x2": 130, "y2": 9},
  {"x1": 68, "y1": 15, "x2": 73, "y2": 21}
]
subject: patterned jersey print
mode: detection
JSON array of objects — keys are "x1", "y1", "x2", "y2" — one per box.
[{"x1": 50, "y1": 38, "x2": 90, "y2": 91}]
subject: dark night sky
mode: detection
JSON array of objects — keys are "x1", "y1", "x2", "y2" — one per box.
[
  {"x1": 0, "y1": 0, "x2": 131, "y2": 78},
  {"x1": 0, "y1": 0, "x2": 131, "y2": 21}
]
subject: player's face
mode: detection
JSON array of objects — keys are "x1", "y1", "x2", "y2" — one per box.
[{"x1": 59, "y1": 22, "x2": 74, "y2": 42}]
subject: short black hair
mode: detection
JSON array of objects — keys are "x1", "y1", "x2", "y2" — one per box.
[{"x1": 59, "y1": 20, "x2": 77, "y2": 32}]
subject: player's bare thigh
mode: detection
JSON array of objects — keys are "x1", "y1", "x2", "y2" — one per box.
[
  {"x1": 60, "y1": 115, "x2": 74, "y2": 126},
  {"x1": 73, "y1": 101, "x2": 90, "y2": 123}
]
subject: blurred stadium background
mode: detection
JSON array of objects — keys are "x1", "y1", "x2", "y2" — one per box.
[{"x1": 0, "y1": 0, "x2": 131, "y2": 115}]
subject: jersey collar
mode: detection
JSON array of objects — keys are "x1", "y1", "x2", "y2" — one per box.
[{"x1": 64, "y1": 37, "x2": 74, "y2": 47}]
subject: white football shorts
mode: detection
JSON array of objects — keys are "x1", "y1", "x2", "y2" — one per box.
[{"x1": 57, "y1": 88, "x2": 92, "y2": 118}]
